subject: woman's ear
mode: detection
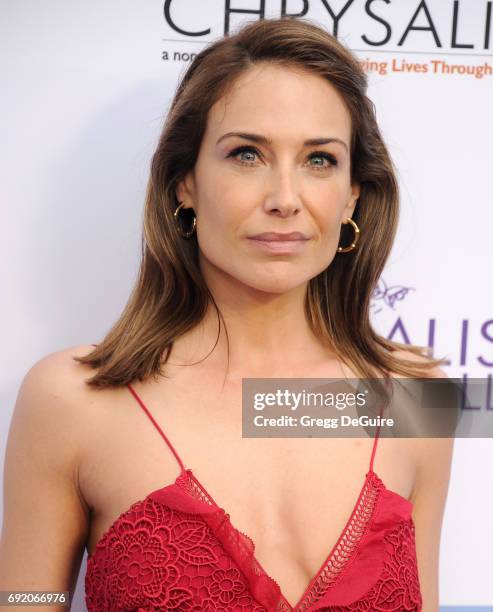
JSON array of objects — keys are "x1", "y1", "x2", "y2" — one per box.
[
  {"x1": 175, "y1": 171, "x2": 195, "y2": 206},
  {"x1": 343, "y1": 182, "x2": 361, "y2": 219}
]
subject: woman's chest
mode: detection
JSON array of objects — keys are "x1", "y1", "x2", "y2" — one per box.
[{"x1": 80, "y1": 382, "x2": 417, "y2": 606}]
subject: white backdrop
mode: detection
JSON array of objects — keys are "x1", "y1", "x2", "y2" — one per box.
[{"x1": 2, "y1": 1, "x2": 492, "y2": 609}]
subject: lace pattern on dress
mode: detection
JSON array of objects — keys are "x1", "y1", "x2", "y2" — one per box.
[
  {"x1": 295, "y1": 471, "x2": 383, "y2": 611},
  {"x1": 178, "y1": 470, "x2": 283, "y2": 609},
  {"x1": 85, "y1": 470, "x2": 422, "y2": 611},
  {"x1": 321, "y1": 520, "x2": 422, "y2": 611},
  {"x1": 85, "y1": 495, "x2": 269, "y2": 611}
]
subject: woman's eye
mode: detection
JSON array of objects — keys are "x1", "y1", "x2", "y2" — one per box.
[
  {"x1": 309, "y1": 151, "x2": 338, "y2": 169},
  {"x1": 227, "y1": 146, "x2": 260, "y2": 165},
  {"x1": 227, "y1": 146, "x2": 337, "y2": 169}
]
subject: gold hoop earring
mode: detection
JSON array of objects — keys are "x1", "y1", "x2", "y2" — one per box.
[
  {"x1": 174, "y1": 202, "x2": 196, "y2": 238},
  {"x1": 337, "y1": 217, "x2": 360, "y2": 253}
]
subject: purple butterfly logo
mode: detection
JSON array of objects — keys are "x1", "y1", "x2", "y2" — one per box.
[{"x1": 370, "y1": 278, "x2": 414, "y2": 314}]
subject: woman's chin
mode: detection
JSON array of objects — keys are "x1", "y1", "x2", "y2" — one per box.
[{"x1": 241, "y1": 276, "x2": 311, "y2": 295}]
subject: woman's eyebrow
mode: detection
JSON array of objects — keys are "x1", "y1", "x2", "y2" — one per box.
[{"x1": 216, "y1": 131, "x2": 348, "y2": 151}]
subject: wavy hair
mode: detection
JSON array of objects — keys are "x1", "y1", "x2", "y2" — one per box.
[{"x1": 74, "y1": 17, "x2": 448, "y2": 388}]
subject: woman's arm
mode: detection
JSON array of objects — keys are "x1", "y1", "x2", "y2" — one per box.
[
  {"x1": 390, "y1": 351, "x2": 455, "y2": 611},
  {"x1": 412, "y1": 434, "x2": 454, "y2": 611},
  {"x1": 0, "y1": 351, "x2": 90, "y2": 610},
  {"x1": 406, "y1": 359, "x2": 455, "y2": 612}
]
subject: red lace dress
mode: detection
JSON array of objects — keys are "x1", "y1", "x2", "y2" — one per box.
[{"x1": 85, "y1": 383, "x2": 422, "y2": 611}]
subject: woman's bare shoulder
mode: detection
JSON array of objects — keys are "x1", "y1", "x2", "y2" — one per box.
[
  {"x1": 22, "y1": 343, "x2": 99, "y2": 391},
  {"x1": 1, "y1": 345, "x2": 103, "y2": 586},
  {"x1": 13, "y1": 344, "x2": 105, "y2": 445},
  {"x1": 22, "y1": 343, "x2": 98, "y2": 386},
  {"x1": 388, "y1": 347, "x2": 454, "y2": 484}
]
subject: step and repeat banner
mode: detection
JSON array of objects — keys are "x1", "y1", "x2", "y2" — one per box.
[{"x1": 3, "y1": 1, "x2": 492, "y2": 609}]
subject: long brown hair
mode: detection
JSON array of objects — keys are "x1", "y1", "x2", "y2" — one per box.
[{"x1": 74, "y1": 17, "x2": 448, "y2": 388}]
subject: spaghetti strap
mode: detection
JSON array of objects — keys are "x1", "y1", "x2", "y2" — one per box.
[
  {"x1": 126, "y1": 382, "x2": 187, "y2": 475},
  {"x1": 369, "y1": 405, "x2": 385, "y2": 473},
  {"x1": 88, "y1": 345, "x2": 187, "y2": 474}
]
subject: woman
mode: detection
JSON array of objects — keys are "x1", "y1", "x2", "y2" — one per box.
[{"x1": 0, "y1": 17, "x2": 453, "y2": 611}]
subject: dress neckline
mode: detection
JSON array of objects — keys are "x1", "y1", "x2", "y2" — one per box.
[{"x1": 87, "y1": 465, "x2": 413, "y2": 610}]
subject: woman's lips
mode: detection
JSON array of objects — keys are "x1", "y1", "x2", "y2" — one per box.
[{"x1": 246, "y1": 236, "x2": 310, "y2": 254}]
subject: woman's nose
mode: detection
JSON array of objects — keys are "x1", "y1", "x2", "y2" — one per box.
[{"x1": 263, "y1": 167, "x2": 303, "y2": 217}]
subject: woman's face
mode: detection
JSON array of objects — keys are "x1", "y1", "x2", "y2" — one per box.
[{"x1": 176, "y1": 62, "x2": 360, "y2": 295}]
